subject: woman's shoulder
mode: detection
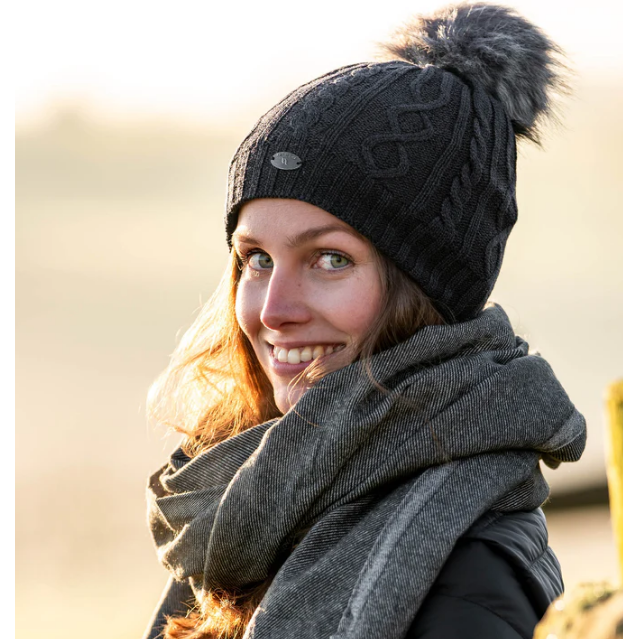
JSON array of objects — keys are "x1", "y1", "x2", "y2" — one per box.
[{"x1": 405, "y1": 508, "x2": 563, "y2": 639}]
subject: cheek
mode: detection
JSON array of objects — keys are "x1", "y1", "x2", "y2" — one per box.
[
  {"x1": 322, "y1": 272, "x2": 383, "y2": 337},
  {"x1": 235, "y1": 280, "x2": 262, "y2": 339}
]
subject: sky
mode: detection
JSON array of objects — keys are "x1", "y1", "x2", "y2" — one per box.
[{"x1": 15, "y1": 0, "x2": 623, "y2": 126}]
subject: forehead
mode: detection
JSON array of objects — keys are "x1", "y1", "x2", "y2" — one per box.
[{"x1": 235, "y1": 199, "x2": 351, "y2": 236}]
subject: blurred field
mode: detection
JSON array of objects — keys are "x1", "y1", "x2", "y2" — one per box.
[{"x1": 16, "y1": 71, "x2": 621, "y2": 639}]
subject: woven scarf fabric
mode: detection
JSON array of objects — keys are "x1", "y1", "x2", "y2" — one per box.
[{"x1": 147, "y1": 304, "x2": 586, "y2": 638}]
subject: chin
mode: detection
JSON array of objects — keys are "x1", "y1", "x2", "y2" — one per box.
[{"x1": 275, "y1": 384, "x2": 308, "y2": 414}]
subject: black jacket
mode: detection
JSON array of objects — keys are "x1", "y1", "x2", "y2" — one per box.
[
  {"x1": 407, "y1": 508, "x2": 563, "y2": 639},
  {"x1": 144, "y1": 508, "x2": 562, "y2": 639}
]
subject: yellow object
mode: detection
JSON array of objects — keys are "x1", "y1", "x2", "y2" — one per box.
[
  {"x1": 533, "y1": 583, "x2": 622, "y2": 639},
  {"x1": 606, "y1": 379, "x2": 623, "y2": 582},
  {"x1": 533, "y1": 380, "x2": 624, "y2": 638}
]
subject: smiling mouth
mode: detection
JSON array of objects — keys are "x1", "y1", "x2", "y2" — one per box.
[{"x1": 269, "y1": 344, "x2": 346, "y2": 365}]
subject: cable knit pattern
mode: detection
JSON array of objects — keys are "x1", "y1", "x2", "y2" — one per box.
[
  {"x1": 284, "y1": 64, "x2": 389, "y2": 135},
  {"x1": 361, "y1": 67, "x2": 453, "y2": 179}
]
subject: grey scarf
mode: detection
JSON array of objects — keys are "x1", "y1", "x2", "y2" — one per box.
[{"x1": 147, "y1": 304, "x2": 586, "y2": 638}]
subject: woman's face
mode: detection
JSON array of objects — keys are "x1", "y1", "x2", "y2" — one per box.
[{"x1": 234, "y1": 199, "x2": 384, "y2": 413}]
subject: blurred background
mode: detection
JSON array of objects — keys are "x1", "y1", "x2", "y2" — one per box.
[{"x1": 16, "y1": 1, "x2": 622, "y2": 638}]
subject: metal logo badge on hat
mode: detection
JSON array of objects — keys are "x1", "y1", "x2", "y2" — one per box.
[{"x1": 270, "y1": 152, "x2": 302, "y2": 170}]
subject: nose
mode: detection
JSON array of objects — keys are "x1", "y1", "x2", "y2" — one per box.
[{"x1": 260, "y1": 267, "x2": 312, "y2": 329}]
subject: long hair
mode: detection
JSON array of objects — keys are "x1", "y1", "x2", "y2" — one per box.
[{"x1": 147, "y1": 237, "x2": 445, "y2": 638}]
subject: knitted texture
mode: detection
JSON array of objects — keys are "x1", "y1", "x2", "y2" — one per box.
[
  {"x1": 146, "y1": 304, "x2": 587, "y2": 638},
  {"x1": 224, "y1": 60, "x2": 517, "y2": 322}
]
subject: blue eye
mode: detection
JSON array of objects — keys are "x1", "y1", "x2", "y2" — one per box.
[
  {"x1": 247, "y1": 252, "x2": 273, "y2": 270},
  {"x1": 317, "y1": 253, "x2": 351, "y2": 270}
]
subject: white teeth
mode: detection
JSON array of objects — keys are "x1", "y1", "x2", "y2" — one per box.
[{"x1": 271, "y1": 344, "x2": 339, "y2": 364}]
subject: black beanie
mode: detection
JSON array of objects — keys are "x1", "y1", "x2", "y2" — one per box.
[{"x1": 224, "y1": 3, "x2": 565, "y2": 323}]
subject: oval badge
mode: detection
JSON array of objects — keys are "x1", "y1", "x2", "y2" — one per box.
[{"x1": 270, "y1": 151, "x2": 302, "y2": 171}]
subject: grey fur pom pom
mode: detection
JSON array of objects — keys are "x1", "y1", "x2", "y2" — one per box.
[{"x1": 378, "y1": 2, "x2": 569, "y2": 144}]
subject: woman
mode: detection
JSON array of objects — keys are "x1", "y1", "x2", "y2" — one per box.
[{"x1": 144, "y1": 4, "x2": 586, "y2": 638}]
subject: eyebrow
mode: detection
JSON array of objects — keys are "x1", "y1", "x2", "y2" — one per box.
[{"x1": 233, "y1": 223, "x2": 363, "y2": 249}]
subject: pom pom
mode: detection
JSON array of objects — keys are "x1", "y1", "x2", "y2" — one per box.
[{"x1": 378, "y1": 2, "x2": 569, "y2": 144}]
